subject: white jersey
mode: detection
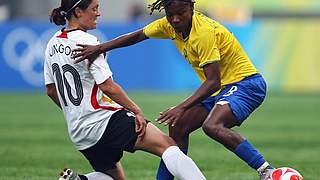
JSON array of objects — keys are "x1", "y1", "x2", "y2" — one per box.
[{"x1": 44, "y1": 29, "x2": 123, "y2": 150}]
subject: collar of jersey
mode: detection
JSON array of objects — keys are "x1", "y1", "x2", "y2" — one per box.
[{"x1": 61, "y1": 28, "x2": 82, "y2": 33}]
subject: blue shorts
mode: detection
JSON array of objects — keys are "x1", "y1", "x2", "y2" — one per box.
[{"x1": 201, "y1": 74, "x2": 267, "y2": 124}]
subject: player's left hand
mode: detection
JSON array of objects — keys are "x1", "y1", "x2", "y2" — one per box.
[{"x1": 156, "y1": 106, "x2": 185, "y2": 127}]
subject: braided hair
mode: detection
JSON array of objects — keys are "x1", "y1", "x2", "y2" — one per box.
[{"x1": 148, "y1": 0, "x2": 195, "y2": 15}]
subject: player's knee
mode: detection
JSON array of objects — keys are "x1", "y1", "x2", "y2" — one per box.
[
  {"x1": 202, "y1": 123, "x2": 222, "y2": 139},
  {"x1": 160, "y1": 134, "x2": 176, "y2": 146},
  {"x1": 156, "y1": 135, "x2": 177, "y2": 154},
  {"x1": 165, "y1": 136, "x2": 176, "y2": 146}
]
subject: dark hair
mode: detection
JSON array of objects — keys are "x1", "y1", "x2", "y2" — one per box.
[
  {"x1": 50, "y1": 0, "x2": 92, "y2": 26},
  {"x1": 148, "y1": 0, "x2": 195, "y2": 15}
]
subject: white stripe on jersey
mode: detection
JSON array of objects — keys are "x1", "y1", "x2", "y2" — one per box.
[{"x1": 44, "y1": 30, "x2": 123, "y2": 150}]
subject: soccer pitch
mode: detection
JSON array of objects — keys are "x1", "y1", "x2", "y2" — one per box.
[{"x1": 0, "y1": 93, "x2": 319, "y2": 180}]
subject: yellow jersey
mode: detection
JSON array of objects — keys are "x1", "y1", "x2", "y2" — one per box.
[{"x1": 143, "y1": 11, "x2": 258, "y2": 88}]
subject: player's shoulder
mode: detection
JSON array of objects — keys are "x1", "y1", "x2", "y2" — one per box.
[
  {"x1": 48, "y1": 29, "x2": 98, "y2": 43},
  {"x1": 194, "y1": 11, "x2": 225, "y2": 32},
  {"x1": 46, "y1": 30, "x2": 62, "y2": 50},
  {"x1": 48, "y1": 30, "x2": 62, "y2": 43},
  {"x1": 69, "y1": 30, "x2": 98, "y2": 45},
  {"x1": 193, "y1": 12, "x2": 230, "y2": 39}
]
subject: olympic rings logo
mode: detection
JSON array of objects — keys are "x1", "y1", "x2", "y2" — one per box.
[{"x1": 2, "y1": 26, "x2": 107, "y2": 87}]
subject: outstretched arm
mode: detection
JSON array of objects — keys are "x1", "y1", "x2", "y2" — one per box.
[
  {"x1": 73, "y1": 29, "x2": 148, "y2": 63},
  {"x1": 99, "y1": 29, "x2": 148, "y2": 53}
]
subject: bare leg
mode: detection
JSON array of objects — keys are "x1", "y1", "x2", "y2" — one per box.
[
  {"x1": 169, "y1": 105, "x2": 209, "y2": 149},
  {"x1": 202, "y1": 103, "x2": 271, "y2": 176},
  {"x1": 156, "y1": 105, "x2": 208, "y2": 180},
  {"x1": 134, "y1": 123, "x2": 176, "y2": 155},
  {"x1": 202, "y1": 104, "x2": 244, "y2": 151},
  {"x1": 135, "y1": 123, "x2": 206, "y2": 180}
]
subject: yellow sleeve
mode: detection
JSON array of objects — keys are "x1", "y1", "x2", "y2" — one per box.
[
  {"x1": 143, "y1": 18, "x2": 170, "y2": 39},
  {"x1": 197, "y1": 30, "x2": 221, "y2": 67}
]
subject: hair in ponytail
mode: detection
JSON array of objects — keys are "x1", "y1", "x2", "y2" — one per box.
[
  {"x1": 49, "y1": 0, "x2": 92, "y2": 26},
  {"x1": 50, "y1": 7, "x2": 67, "y2": 26}
]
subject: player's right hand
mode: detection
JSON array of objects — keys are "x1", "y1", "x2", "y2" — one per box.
[
  {"x1": 72, "y1": 44, "x2": 101, "y2": 67},
  {"x1": 135, "y1": 112, "x2": 147, "y2": 138},
  {"x1": 156, "y1": 105, "x2": 185, "y2": 127}
]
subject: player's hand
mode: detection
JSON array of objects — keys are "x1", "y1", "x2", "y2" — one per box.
[
  {"x1": 156, "y1": 106, "x2": 185, "y2": 127},
  {"x1": 135, "y1": 112, "x2": 147, "y2": 138},
  {"x1": 72, "y1": 44, "x2": 101, "y2": 67}
]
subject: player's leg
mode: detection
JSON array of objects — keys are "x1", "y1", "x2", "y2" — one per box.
[
  {"x1": 70, "y1": 162, "x2": 123, "y2": 180},
  {"x1": 134, "y1": 123, "x2": 206, "y2": 180},
  {"x1": 58, "y1": 168, "x2": 114, "y2": 180},
  {"x1": 202, "y1": 103, "x2": 244, "y2": 150},
  {"x1": 59, "y1": 141, "x2": 125, "y2": 180},
  {"x1": 103, "y1": 162, "x2": 125, "y2": 180},
  {"x1": 202, "y1": 103, "x2": 272, "y2": 177},
  {"x1": 76, "y1": 110, "x2": 142, "y2": 180},
  {"x1": 169, "y1": 105, "x2": 209, "y2": 149},
  {"x1": 59, "y1": 148, "x2": 123, "y2": 180},
  {"x1": 78, "y1": 148, "x2": 126, "y2": 180},
  {"x1": 156, "y1": 105, "x2": 209, "y2": 180},
  {"x1": 201, "y1": 74, "x2": 273, "y2": 179}
]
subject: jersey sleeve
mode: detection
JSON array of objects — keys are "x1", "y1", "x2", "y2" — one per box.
[
  {"x1": 89, "y1": 53, "x2": 112, "y2": 85},
  {"x1": 84, "y1": 37, "x2": 112, "y2": 85},
  {"x1": 143, "y1": 18, "x2": 170, "y2": 39},
  {"x1": 197, "y1": 30, "x2": 221, "y2": 67}
]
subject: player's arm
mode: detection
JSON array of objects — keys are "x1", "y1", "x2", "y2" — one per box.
[
  {"x1": 178, "y1": 62, "x2": 221, "y2": 109},
  {"x1": 98, "y1": 77, "x2": 142, "y2": 115},
  {"x1": 175, "y1": 32, "x2": 222, "y2": 110},
  {"x1": 46, "y1": 83, "x2": 62, "y2": 109},
  {"x1": 98, "y1": 77, "x2": 146, "y2": 137},
  {"x1": 157, "y1": 62, "x2": 221, "y2": 126},
  {"x1": 98, "y1": 29, "x2": 148, "y2": 53},
  {"x1": 73, "y1": 29, "x2": 148, "y2": 63}
]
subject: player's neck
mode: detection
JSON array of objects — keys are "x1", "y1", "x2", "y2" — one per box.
[
  {"x1": 184, "y1": 21, "x2": 192, "y2": 38},
  {"x1": 66, "y1": 21, "x2": 87, "y2": 32},
  {"x1": 176, "y1": 20, "x2": 192, "y2": 39}
]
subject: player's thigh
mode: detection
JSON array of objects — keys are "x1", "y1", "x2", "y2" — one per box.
[
  {"x1": 169, "y1": 105, "x2": 209, "y2": 136},
  {"x1": 105, "y1": 161, "x2": 125, "y2": 180},
  {"x1": 206, "y1": 74, "x2": 267, "y2": 127},
  {"x1": 205, "y1": 103, "x2": 238, "y2": 128},
  {"x1": 134, "y1": 123, "x2": 176, "y2": 157}
]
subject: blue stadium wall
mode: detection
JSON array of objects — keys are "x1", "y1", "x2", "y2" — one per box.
[{"x1": 1, "y1": 20, "x2": 319, "y2": 93}]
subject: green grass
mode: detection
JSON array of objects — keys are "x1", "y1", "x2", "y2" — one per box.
[{"x1": 0, "y1": 92, "x2": 319, "y2": 180}]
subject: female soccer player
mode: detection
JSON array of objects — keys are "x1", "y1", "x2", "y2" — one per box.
[
  {"x1": 45, "y1": 0, "x2": 206, "y2": 179},
  {"x1": 72, "y1": 0, "x2": 276, "y2": 179}
]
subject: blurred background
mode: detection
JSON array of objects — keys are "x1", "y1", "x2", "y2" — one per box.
[
  {"x1": 1, "y1": 1, "x2": 320, "y2": 179},
  {"x1": 0, "y1": 0, "x2": 320, "y2": 93}
]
